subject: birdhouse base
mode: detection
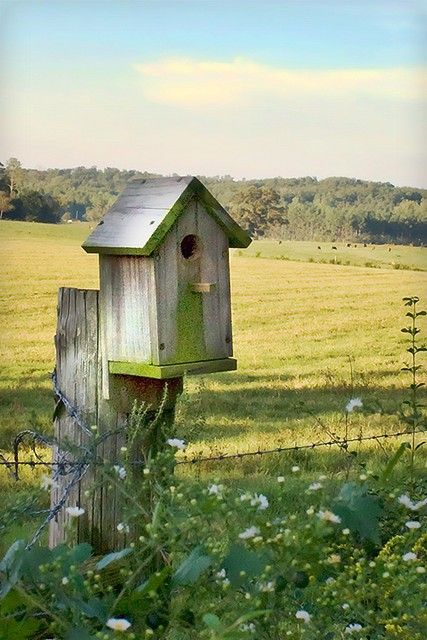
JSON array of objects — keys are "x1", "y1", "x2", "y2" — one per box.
[{"x1": 109, "y1": 358, "x2": 237, "y2": 379}]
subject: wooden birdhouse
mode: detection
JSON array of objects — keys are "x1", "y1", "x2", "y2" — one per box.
[{"x1": 82, "y1": 176, "x2": 251, "y2": 380}]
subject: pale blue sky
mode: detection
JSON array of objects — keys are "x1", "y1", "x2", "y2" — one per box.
[{"x1": 0, "y1": 0, "x2": 426, "y2": 186}]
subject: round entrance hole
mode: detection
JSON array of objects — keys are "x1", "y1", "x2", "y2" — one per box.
[{"x1": 180, "y1": 234, "x2": 201, "y2": 260}]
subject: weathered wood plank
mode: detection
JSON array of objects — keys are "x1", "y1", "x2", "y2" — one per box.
[
  {"x1": 198, "y1": 201, "x2": 232, "y2": 359},
  {"x1": 51, "y1": 287, "x2": 183, "y2": 553},
  {"x1": 50, "y1": 288, "x2": 99, "y2": 547},
  {"x1": 99, "y1": 255, "x2": 155, "y2": 370}
]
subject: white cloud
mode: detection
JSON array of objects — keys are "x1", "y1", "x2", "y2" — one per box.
[{"x1": 134, "y1": 57, "x2": 426, "y2": 107}]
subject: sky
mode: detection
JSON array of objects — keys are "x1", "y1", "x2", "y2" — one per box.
[{"x1": 0, "y1": 0, "x2": 426, "y2": 186}]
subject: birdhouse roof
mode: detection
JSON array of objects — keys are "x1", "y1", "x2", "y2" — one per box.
[{"x1": 82, "y1": 176, "x2": 251, "y2": 255}]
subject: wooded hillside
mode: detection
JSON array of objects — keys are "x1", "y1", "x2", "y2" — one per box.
[{"x1": 1, "y1": 159, "x2": 426, "y2": 244}]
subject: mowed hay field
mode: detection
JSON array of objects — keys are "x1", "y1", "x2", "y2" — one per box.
[{"x1": 0, "y1": 220, "x2": 426, "y2": 475}]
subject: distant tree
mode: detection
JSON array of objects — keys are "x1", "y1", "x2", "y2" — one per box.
[
  {"x1": 5, "y1": 157, "x2": 22, "y2": 196},
  {"x1": 85, "y1": 192, "x2": 116, "y2": 222},
  {"x1": 0, "y1": 191, "x2": 13, "y2": 219},
  {"x1": 0, "y1": 162, "x2": 8, "y2": 192},
  {"x1": 19, "y1": 190, "x2": 61, "y2": 223},
  {"x1": 229, "y1": 185, "x2": 285, "y2": 236}
]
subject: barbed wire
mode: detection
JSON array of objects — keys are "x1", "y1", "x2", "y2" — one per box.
[{"x1": 1, "y1": 426, "x2": 425, "y2": 475}]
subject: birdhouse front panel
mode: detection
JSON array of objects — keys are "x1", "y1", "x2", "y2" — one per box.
[
  {"x1": 99, "y1": 254, "x2": 157, "y2": 365},
  {"x1": 153, "y1": 199, "x2": 232, "y2": 366}
]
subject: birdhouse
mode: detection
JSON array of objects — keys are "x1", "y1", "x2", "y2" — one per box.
[{"x1": 82, "y1": 176, "x2": 251, "y2": 379}]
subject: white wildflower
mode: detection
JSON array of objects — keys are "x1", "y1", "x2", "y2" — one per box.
[
  {"x1": 416, "y1": 566, "x2": 425, "y2": 573},
  {"x1": 295, "y1": 610, "x2": 311, "y2": 624},
  {"x1": 308, "y1": 482, "x2": 322, "y2": 491},
  {"x1": 259, "y1": 581, "x2": 275, "y2": 592},
  {"x1": 240, "y1": 622, "x2": 256, "y2": 633},
  {"x1": 292, "y1": 466, "x2": 300, "y2": 473},
  {"x1": 239, "y1": 526, "x2": 260, "y2": 540},
  {"x1": 327, "y1": 554, "x2": 341, "y2": 564},
  {"x1": 359, "y1": 474, "x2": 367, "y2": 481},
  {"x1": 208, "y1": 484, "x2": 223, "y2": 496},
  {"x1": 65, "y1": 506, "x2": 85, "y2": 518},
  {"x1": 325, "y1": 577, "x2": 335, "y2": 584},
  {"x1": 106, "y1": 618, "x2": 132, "y2": 631},
  {"x1": 113, "y1": 465, "x2": 126, "y2": 480},
  {"x1": 40, "y1": 474, "x2": 58, "y2": 491},
  {"x1": 318, "y1": 474, "x2": 327, "y2": 481},
  {"x1": 317, "y1": 510, "x2": 342, "y2": 524},
  {"x1": 405, "y1": 520, "x2": 421, "y2": 529},
  {"x1": 397, "y1": 494, "x2": 413, "y2": 508},
  {"x1": 216, "y1": 569, "x2": 226, "y2": 579},
  {"x1": 342, "y1": 528, "x2": 350, "y2": 535},
  {"x1": 61, "y1": 577, "x2": 69, "y2": 585},
  {"x1": 306, "y1": 506, "x2": 315, "y2": 515},
  {"x1": 345, "y1": 623, "x2": 363, "y2": 633},
  {"x1": 398, "y1": 494, "x2": 427, "y2": 511},
  {"x1": 117, "y1": 522, "x2": 130, "y2": 534},
  {"x1": 250, "y1": 493, "x2": 269, "y2": 510},
  {"x1": 277, "y1": 476, "x2": 285, "y2": 483},
  {"x1": 402, "y1": 552, "x2": 417, "y2": 562},
  {"x1": 166, "y1": 438, "x2": 186, "y2": 450},
  {"x1": 346, "y1": 398, "x2": 363, "y2": 413}
]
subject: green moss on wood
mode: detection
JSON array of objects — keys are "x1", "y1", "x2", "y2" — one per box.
[{"x1": 109, "y1": 358, "x2": 237, "y2": 379}]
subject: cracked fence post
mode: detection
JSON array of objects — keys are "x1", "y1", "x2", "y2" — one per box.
[{"x1": 49, "y1": 287, "x2": 182, "y2": 552}]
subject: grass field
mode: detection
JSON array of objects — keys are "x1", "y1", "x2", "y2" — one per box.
[
  {"x1": 232, "y1": 238, "x2": 427, "y2": 271},
  {"x1": 0, "y1": 220, "x2": 426, "y2": 474}
]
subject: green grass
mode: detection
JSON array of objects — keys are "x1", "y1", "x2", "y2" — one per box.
[
  {"x1": 233, "y1": 238, "x2": 427, "y2": 271},
  {"x1": 0, "y1": 220, "x2": 426, "y2": 474}
]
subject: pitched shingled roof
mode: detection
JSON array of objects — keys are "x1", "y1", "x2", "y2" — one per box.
[{"x1": 82, "y1": 176, "x2": 251, "y2": 255}]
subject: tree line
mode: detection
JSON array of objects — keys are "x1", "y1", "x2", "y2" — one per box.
[{"x1": 1, "y1": 159, "x2": 426, "y2": 244}]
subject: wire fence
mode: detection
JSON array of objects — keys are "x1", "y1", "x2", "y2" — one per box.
[
  {"x1": 1, "y1": 426, "x2": 426, "y2": 478},
  {"x1": 0, "y1": 372, "x2": 425, "y2": 547}
]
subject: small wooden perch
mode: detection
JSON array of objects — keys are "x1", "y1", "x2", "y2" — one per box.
[{"x1": 190, "y1": 282, "x2": 216, "y2": 293}]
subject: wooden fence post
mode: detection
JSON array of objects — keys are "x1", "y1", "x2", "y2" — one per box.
[{"x1": 49, "y1": 287, "x2": 182, "y2": 553}]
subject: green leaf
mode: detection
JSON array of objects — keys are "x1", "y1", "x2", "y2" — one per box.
[
  {"x1": 0, "y1": 540, "x2": 26, "y2": 598},
  {"x1": 70, "y1": 543, "x2": 92, "y2": 564},
  {"x1": 21, "y1": 545, "x2": 52, "y2": 579},
  {"x1": 332, "y1": 483, "x2": 382, "y2": 544},
  {"x1": 95, "y1": 547, "x2": 133, "y2": 571},
  {"x1": 0, "y1": 618, "x2": 41, "y2": 640},
  {"x1": 222, "y1": 544, "x2": 270, "y2": 587},
  {"x1": 172, "y1": 546, "x2": 212, "y2": 587},
  {"x1": 202, "y1": 613, "x2": 224, "y2": 632},
  {"x1": 77, "y1": 596, "x2": 109, "y2": 621},
  {"x1": 137, "y1": 566, "x2": 170, "y2": 594},
  {"x1": 381, "y1": 442, "x2": 410, "y2": 481}
]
